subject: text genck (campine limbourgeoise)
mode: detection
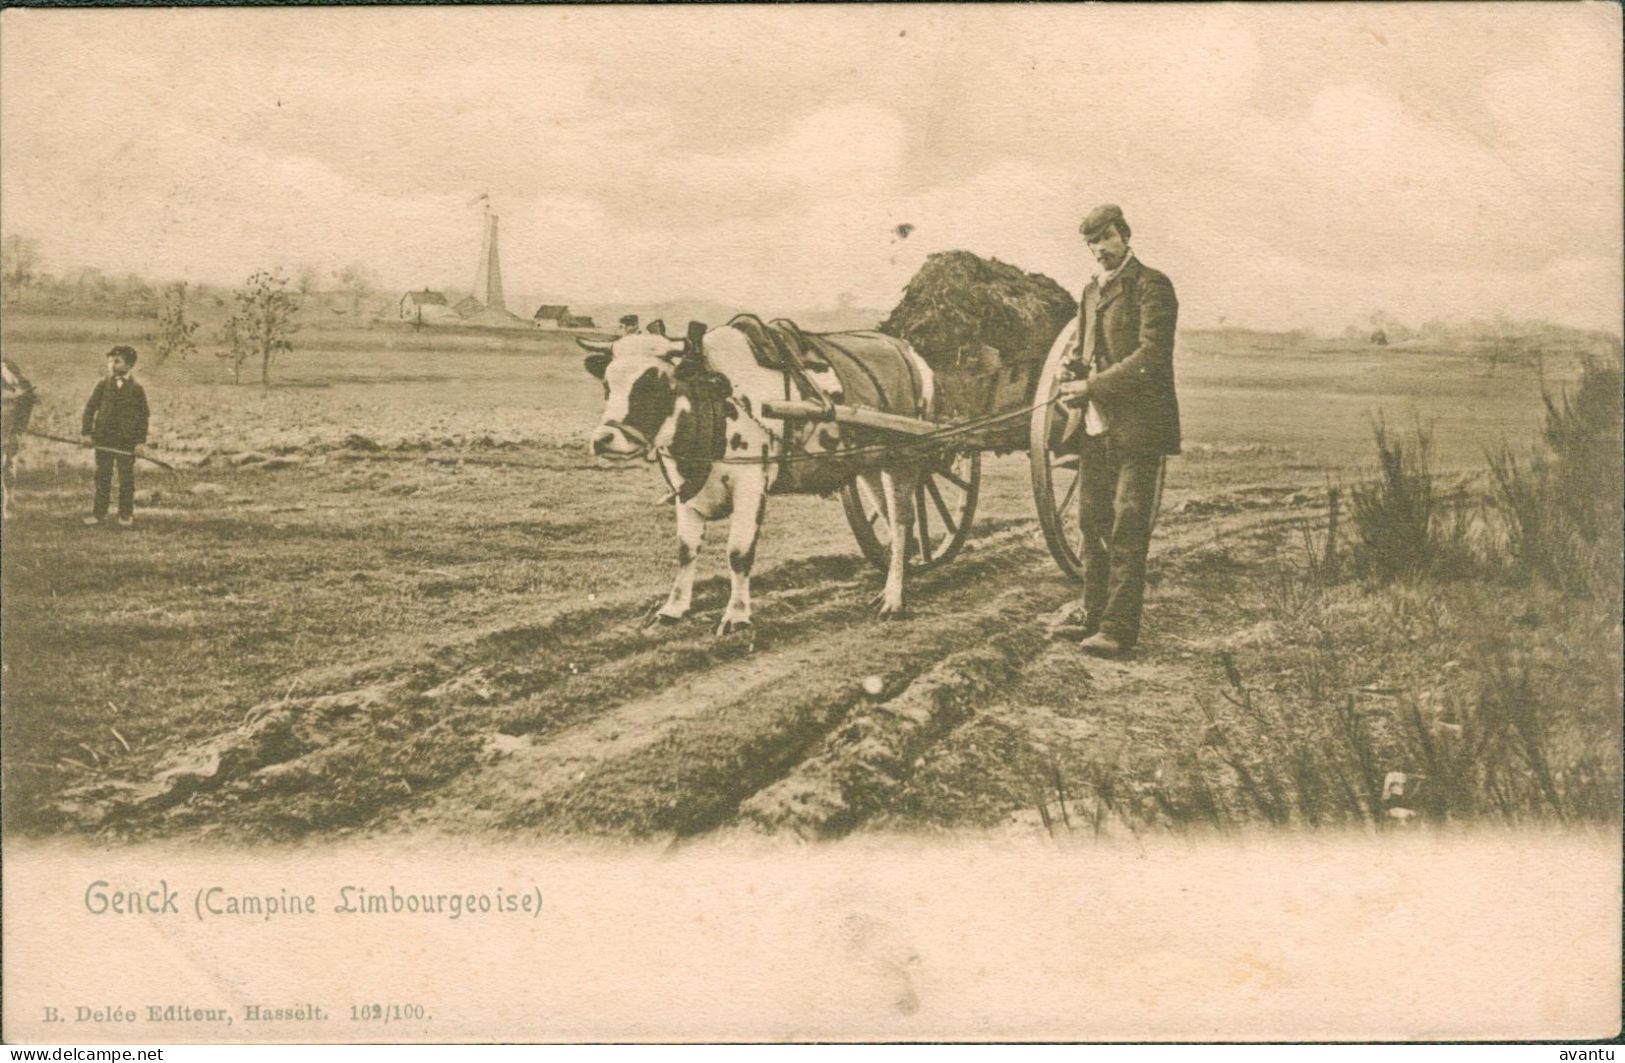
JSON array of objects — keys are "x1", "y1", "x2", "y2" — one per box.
[{"x1": 81, "y1": 880, "x2": 544, "y2": 921}]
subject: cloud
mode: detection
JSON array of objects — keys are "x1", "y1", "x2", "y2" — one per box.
[{"x1": 1, "y1": 5, "x2": 1619, "y2": 332}]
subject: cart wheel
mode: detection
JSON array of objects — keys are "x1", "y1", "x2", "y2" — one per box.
[
  {"x1": 1030, "y1": 320, "x2": 1087, "y2": 582},
  {"x1": 842, "y1": 450, "x2": 980, "y2": 573}
]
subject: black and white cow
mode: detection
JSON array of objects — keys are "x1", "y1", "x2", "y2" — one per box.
[
  {"x1": 580, "y1": 321, "x2": 934, "y2": 634},
  {"x1": 1, "y1": 358, "x2": 37, "y2": 522}
]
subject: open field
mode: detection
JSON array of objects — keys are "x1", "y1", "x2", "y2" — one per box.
[{"x1": 1, "y1": 313, "x2": 1618, "y2": 842}]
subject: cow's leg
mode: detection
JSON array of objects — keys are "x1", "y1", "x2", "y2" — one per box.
[
  {"x1": 876, "y1": 465, "x2": 919, "y2": 617},
  {"x1": 656, "y1": 502, "x2": 705, "y2": 624},
  {"x1": 718, "y1": 478, "x2": 766, "y2": 635},
  {"x1": 1, "y1": 447, "x2": 14, "y2": 522},
  {"x1": 855, "y1": 470, "x2": 894, "y2": 611}
]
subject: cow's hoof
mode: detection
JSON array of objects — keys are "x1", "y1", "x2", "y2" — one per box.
[
  {"x1": 717, "y1": 619, "x2": 753, "y2": 637},
  {"x1": 874, "y1": 601, "x2": 908, "y2": 619},
  {"x1": 643, "y1": 607, "x2": 689, "y2": 628}
]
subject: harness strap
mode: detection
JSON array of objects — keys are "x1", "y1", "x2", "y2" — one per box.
[
  {"x1": 729, "y1": 314, "x2": 836, "y2": 415},
  {"x1": 602, "y1": 420, "x2": 653, "y2": 454}
]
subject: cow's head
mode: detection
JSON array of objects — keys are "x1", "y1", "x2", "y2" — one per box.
[{"x1": 579, "y1": 321, "x2": 690, "y2": 459}]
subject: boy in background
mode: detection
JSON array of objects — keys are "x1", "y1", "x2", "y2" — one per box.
[{"x1": 80, "y1": 345, "x2": 149, "y2": 528}]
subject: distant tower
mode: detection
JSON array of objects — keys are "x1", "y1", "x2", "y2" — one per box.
[{"x1": 472, "y1": 208, "x2": 506, "y2": 312}]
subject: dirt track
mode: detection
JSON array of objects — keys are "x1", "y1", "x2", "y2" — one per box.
[
  {"x1": 41, "y1": 475, "x2": 1317, "y2": 843},
  {"x1": 15, "y1": 328, "x2": 1587, "y2": 844}
]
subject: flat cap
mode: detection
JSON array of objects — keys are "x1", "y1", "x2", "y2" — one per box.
[
  {"x1": 1079, "y1": 203, "x2": 1127, "y2": 239},
  {"x1": 105, "y1": 345, "x2": 138, "y2": 365}
]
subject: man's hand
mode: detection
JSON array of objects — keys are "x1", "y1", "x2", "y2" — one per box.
[
  {"x1": 130, "y1": 444, "x2": 142, "y2": 457},
  {"x1": 80, "y1": 434, "x2": 94, "y2": 448},
  {"x1": 1057, "y1": 379, "x2": 1091, "y2": 406}
]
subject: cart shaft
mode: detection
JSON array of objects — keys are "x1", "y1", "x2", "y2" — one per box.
[{"x1": 760, "y1": 400, "x2": 941, "y2": 437}]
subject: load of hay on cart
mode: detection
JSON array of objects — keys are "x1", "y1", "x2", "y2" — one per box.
[{"x1": 762, "y1": 250, "x2": 1093, "y2": 582}]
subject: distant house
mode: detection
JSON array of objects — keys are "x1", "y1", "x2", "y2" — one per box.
[
  {"x1": 454, "y1": 296, "x2": 484, "y2": 319},
  {"x1": 562, "y1": 314, "x2": 596, "y2": 329},
  {"x1": 533, "y1": 304, "x2": 570, "y2": 330},
  {"x1": 400, "y1": 289, "x2": 448, "y2": 320}
]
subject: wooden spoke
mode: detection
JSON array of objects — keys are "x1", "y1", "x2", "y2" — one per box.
[
  {"x1": 1058, "y1": 461, "x2": 1082, "y2": 516},
  {"x1": 843, "y1": 452, "x2": 980, "y2": 575},
  {"x1": 924, "y1": 477, "x2": 959, "y2": 537},
  {"x1": 915, "y1": 485, "x2": 932, "y2": 555},
  {"x1": 855, "y1": 479, "x2": 886, "y2": 535}
]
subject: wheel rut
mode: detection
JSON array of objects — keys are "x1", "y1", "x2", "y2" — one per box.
[
  {"x1": 384, "y1": 501, "x2": 1314, "y2": 840},
  {"x1": 51, "y1": 494, "x2": 1320, "y2": 841}
]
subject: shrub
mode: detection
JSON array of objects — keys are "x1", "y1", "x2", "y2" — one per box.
[
  {"x1": 1120, "y1": 639, "x2": 1618, "y2": 833},
  {"x1": 1349, "y1": 420, "x2": 1469, "y2": 581},
  {"x1": 153, "y1": 282, "x2": 199, "y2": 367},
  {"x1": 1488, "y1": 358, "x2": 1623, "y2": 600}
]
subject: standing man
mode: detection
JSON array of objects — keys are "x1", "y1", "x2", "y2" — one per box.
[
  {"x1": 1054, "y1": 204, "x2": 1180, "y2": 658},
  {"x1": 80, "y1": 345, "x2": 150, "y2": 528}
]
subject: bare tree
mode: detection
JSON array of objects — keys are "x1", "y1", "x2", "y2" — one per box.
[
  {"x1": 222, "y1": 270, "x2": 298, "y2": 386},
  {"x1": 216, "y1": 328, "x2": 250, "y2": 385},
  {"x1": 75, "y1": 267, "x2": 113, "y2": 308},
  {"x1": 119, "y1": 272, "x2": 154, "y2": 324},
  {"x1": 334, "y1": 261, "x2": 375, "y2": 318},
  {"x1": 1, "y1": 233, "x2": 41, "y2": 300}
]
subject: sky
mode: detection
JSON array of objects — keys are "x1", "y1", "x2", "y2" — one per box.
[{"x1": 1, "y1": 4, "x2": 1620, "y2": 332}]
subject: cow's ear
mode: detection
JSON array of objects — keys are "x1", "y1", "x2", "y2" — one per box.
[
  {"x1": 583, "y1": 351, "x2": 611, "y2": 379},
  {"x1": 576, "y1": 338, "x2": 614, "y2": 354},
  {"x1": 646, "y1": 319, "x2": 667, "y2": 337}
]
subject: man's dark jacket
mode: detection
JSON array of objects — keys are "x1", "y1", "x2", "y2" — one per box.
[
  {"x1": 81, "y1": 377, "x2": 150, "y2": 447},
  {"x1": 1077, "y1": 256, "x2": 1181, "y2": 455}
]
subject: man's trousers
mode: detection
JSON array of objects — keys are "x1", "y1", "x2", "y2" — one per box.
[{"x1": 1077, "y1": 435, "x2": 1167, "y2": 648}]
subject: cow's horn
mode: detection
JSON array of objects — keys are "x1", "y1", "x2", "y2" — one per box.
[{"x1": 576, "y1": 338, "x2": 614, "y2": 353}]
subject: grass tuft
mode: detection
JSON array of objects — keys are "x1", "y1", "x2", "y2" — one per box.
[{"x1": 1348, "y1": 420, "x2": 1472, "y2": 581}]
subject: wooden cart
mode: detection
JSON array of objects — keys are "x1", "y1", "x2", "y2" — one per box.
[{"x1": 761, "y1": 320, "x2": 1089, "y2": 582}]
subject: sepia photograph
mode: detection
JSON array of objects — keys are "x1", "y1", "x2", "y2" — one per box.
[{"x1": 1, "y1": 2, "x2": 1620, "y2": 1046}]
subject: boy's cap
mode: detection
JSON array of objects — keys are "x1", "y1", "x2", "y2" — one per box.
[{"x1": 106, "y1": 345, "x2": 138, "y2": 365}]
